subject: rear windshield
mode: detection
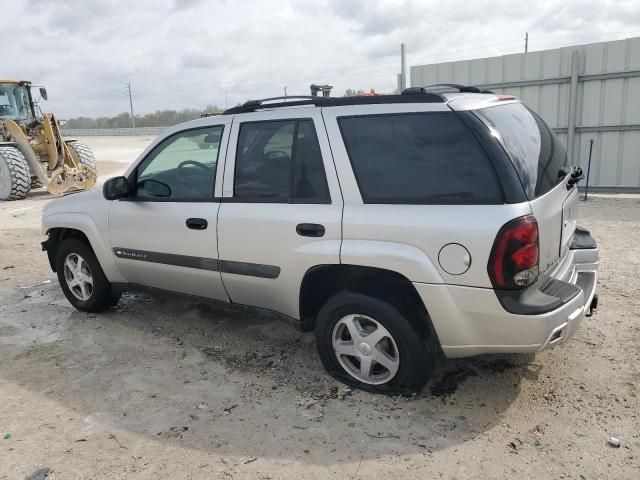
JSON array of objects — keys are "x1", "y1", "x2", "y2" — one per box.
[
  {"x1": 474, "y1": 103, "x2": 569, "y2": 199},
  {"x1": 338, "y1": 112, "x2": 503, "y2": 204}
]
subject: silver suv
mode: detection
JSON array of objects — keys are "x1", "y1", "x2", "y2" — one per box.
[{"x1": 41, "y1": 88, "x2": 599, "y2": 393}]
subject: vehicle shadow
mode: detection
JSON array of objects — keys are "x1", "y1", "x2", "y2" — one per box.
[{"x1": 2, "y1": 287, "x2": 542, "y2": 465}]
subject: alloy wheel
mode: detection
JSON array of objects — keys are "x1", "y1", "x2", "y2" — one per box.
[{"x1": 332, "y1": 314, "x2": 400, "y2": 385}]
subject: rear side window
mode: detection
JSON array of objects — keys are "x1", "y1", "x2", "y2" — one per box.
[
  {"x1": 474, "y1": 103, "x2": 569, "y2": 199},
  {"x1": 338, "y1": 113, "x2": 502, "y2": 204},
  {"x1": 234, "y1": 119, "x2": 330, "y2": 203}
]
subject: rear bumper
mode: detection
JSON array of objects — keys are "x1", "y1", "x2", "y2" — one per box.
[{"x1": 414, "y1": 229, "x2": 598, "y2": 358}]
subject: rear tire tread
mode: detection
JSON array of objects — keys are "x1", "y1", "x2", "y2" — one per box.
[
  {"x1": 31, "y1": 177, "x2": 44, "y2": 189},
  {"x1": 67, "y1": 141, "x2": 97, "y2": 173}
]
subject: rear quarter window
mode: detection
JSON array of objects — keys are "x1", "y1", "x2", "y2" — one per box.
[
  {"x1": 474, "y1": 103, "x2": 569, "y2": 199},
  {"x1": 338, "y1": 112, "x2": 503, "y2": 204}
]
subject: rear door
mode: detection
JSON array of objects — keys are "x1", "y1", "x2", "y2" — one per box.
[
  {"x1": 217, "y1": 109, "x2": 342, "y2": 319},
  {"x1": 474, "y1": 103, "x2": 575, "y2": 274}
]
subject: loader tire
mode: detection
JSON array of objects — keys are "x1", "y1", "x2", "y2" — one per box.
[
  {"x1": 67, "y1": 141, "x2": 97, "y2": 174},
  {"x1": 31, "y1": 177, "x2": 44, "y2": 189},
  {"x1": 0, "y1": 146, "x2": 31, "y2": 201}
]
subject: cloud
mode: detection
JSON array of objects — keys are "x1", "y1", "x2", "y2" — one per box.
[
  {"x1": 173, "y1": 0, "x2": 204, "y2": 10},
  {"x1": 1, "y1": 0, "x2": 638, "y2": 117}
]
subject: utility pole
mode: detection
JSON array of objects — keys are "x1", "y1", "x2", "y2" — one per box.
[
  {"x1": 400, "y1": 43, "x2": 407, "y2": 91},
  {"x1": 525, "y1": 32, "x2": 529, "y2": 54},
  {"x1": 225, "y1": 91, "x2": 228, "y2": 107},
  {"x1": 284, "y1": 86, "x2": 287, "y2": 98},
  {"x1": 126, "y1": 83, "x2": 135, "y2": 129}
]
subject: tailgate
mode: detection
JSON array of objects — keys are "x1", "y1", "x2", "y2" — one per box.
[{"x1": 529, "y1": 182, "x2": 578, "y2": 275}]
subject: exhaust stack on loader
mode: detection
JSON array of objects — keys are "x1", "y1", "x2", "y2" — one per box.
[{"x1": 0, "y1": 80, "x2": 96, "y2": 200}]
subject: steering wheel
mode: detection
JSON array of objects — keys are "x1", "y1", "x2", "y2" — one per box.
[
  {"x1": 175, "y1": 160, "x2": 213, "y2": 196},
  {"x1": 176, "y1": 160, "x2": 210, "y2": 180}
]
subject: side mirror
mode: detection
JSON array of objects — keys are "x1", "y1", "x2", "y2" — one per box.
[
  {"x1": 39, "y1": 87, "x2": 48, "y2": 101},
  {"x1": 103, "y1": 176, "x2": 130, "y2": 200},
  {"x1": 138, "y1": 179, "x2": 171, "y2": 198}
]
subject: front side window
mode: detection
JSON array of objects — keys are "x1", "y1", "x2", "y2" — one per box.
[
  {"x1": 474, "y1": 103, "x2": 569, "y2": 198},
  {"x1": 338, "y1": 112, "x2": 503, "y2": 204},
  {"x1": 135, "y1": 126, "x2": 223, "y2": 200},
  {"x1": 234, "y1": 119, "x2": 330, "y2": 203}
]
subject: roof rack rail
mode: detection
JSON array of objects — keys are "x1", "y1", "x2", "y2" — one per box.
[
  {"x1": 406, "y1": 84, "x2": 494, "y2": 94},
  {"x1": 222, "y1": 92, "x2": 445, "y2": 115}
]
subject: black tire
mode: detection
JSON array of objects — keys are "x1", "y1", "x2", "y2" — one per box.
[
  {"x1": 315, "y1": 291, "x2": 438, "y2": 395},
  {"x1": 66, "y1": 141, "x2": 97, "y2": 173},
  {"x1": 0, "y1": 146, "x2": 31, "y2": 200},
  {"x1": 55, "y1": 238, "x2": 120, "y2": 312},
  {"x1": 31, "y1": 177, "x2": 44, "y2": 189}
]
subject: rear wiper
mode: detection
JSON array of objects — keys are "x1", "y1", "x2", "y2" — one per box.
[{"x1": 566, "y1": 166, "x2": 584, "y2": 189}]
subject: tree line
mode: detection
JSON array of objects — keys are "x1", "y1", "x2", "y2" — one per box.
[{"x1": 64, "y1": 105, "x2": 223, "y2": 129}]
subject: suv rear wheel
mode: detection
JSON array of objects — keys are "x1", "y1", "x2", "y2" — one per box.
[
  {"x1": 315, "y1": 292, "x2": 437, "y2": 394},
  {"x1": 55, "y1": 238, "x2": 121, "y2": 312}
]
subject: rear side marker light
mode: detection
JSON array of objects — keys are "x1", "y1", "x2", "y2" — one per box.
[{"x1": 488, "y1": 215, "x2": 540, "y2": 290}]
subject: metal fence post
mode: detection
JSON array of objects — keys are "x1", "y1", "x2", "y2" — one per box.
[{"x1": 583, "y1": 139, "x2": 594, "y2": 200}]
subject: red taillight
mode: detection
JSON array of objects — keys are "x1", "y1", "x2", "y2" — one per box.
[
  {"x1": 488, "y1": 215, "x2": 539, "y2": 289},
  {"x1": 512, "y1": 244, "x2": 539, "y2": 269}
]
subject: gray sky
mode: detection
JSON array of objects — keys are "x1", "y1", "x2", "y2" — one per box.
[{"x1": 3, "y1": 0, "x2": 639, "y2": 117}]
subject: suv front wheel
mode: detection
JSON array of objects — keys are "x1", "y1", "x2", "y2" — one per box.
[
  {"x1": 315, "y1": 292, "x2": 437, "y2": 394},
  {"x1": 55, "y1": 238, "x2": 121, "y2": 312}
]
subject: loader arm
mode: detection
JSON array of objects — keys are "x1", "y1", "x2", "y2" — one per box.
[{"x1": 40, "y1": 113, "x2": 63, "y2": 170}]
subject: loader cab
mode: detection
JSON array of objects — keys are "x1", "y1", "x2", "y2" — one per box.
[{"x1": 0, "y1": 81, "x2": 37, "y2": 122}]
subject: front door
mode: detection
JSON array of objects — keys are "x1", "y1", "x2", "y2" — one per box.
[
  {"x1": 217, "y1": 110, "x2": 343, "y2": 319},
  {"x1": 108, "y1": 124, "x2": 229, "y2": 301}
]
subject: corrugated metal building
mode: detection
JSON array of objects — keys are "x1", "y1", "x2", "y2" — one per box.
[{"x1": 411, "y1": 37, "x2": 640, "y2": 191}]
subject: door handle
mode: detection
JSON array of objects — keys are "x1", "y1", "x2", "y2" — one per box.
[
  {"x1": 186, "y1": 218, "x2": 208, "y2": 230},
  {"x1": 296, "y1": 223, "x2": 325, "y2": 237}
]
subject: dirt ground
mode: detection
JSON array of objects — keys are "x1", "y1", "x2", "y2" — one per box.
[{"x1": 0, "y1": 136, "x2": 638, "y2": 479}]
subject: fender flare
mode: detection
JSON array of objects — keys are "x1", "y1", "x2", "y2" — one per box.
[
  {"x1": 42, "y1": 212, "x2": 126, "y2": 283},
  {"x1": 340, "y1": 239, "x2": 444, "y2": 284}
]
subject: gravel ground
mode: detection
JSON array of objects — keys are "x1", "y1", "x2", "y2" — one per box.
[{"x1": 0, "y1": 137, "x2": 638, "y2": 479}]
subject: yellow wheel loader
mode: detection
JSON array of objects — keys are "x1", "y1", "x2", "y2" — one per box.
[{"x1": 0, "y1": 80, "x2": 97, "y2": 201}]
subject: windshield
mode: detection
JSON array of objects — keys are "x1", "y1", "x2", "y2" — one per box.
[{"x1": 0, "y1": 83, "x2": 33, "y2": 121}]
